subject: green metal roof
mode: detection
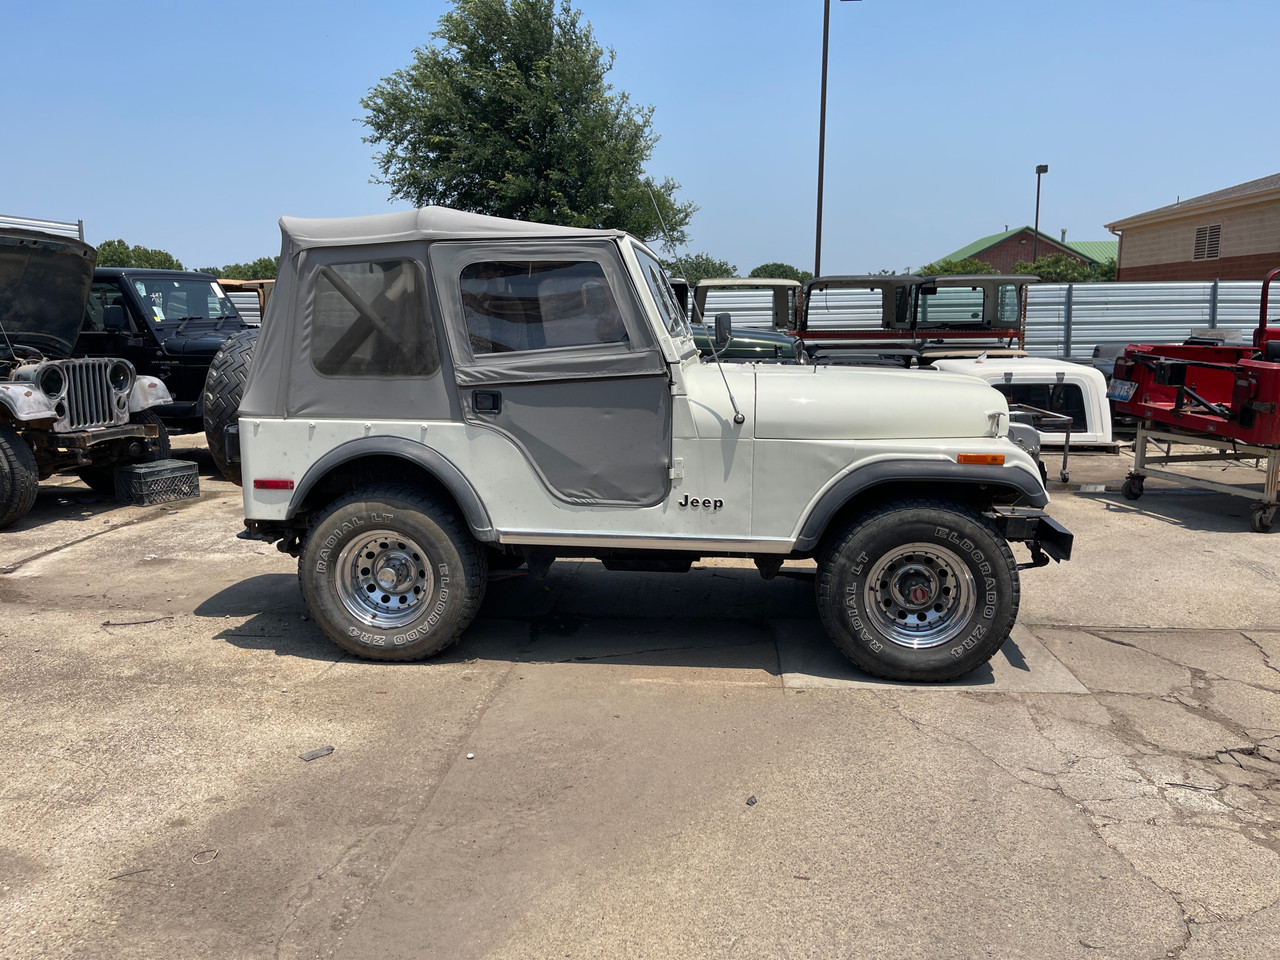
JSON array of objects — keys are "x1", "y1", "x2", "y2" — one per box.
[
  {"x1": 935, "y1": 227, "x2": 1115, "y2": 265},
  {"x1": 937, "y1": 228, "x2": 1022, "y2": 263},
  {"x1": 1062, "y1": 239, "x2": 1118, "y2": 263}
]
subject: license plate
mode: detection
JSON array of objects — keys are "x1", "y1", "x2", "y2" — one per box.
[{"x1": 1107, "y1": 378, "x2": 1137, "y2": 402}]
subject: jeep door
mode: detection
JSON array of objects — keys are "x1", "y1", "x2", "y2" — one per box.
[
  {"x1": 430, "y1": 240, "x2": 671, "y2": 507},
  {"x1": 78, "y1": 278, "x2": 155, "y2": 375}
]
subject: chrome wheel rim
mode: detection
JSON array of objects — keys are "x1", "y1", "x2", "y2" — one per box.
[
  {"x1": 863, "y1": 543, "x2": 976, "y2": 649},
  {"x1": 335, "y1": 529, "x2": 434, "y2": 628}
]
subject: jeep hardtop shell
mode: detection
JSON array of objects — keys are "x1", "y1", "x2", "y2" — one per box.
[{"x1": 230, "y1": 206, "x2": 1071, "y2": 681}]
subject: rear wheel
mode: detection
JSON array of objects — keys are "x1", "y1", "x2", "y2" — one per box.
[
  {"x1": 76, "y1": 409, "x2": 171, "y2": 495},
  {"x1": 203, "y1": 329, "x2": 258, "y2": 485},
  {"x1": 816, "y1": 499, "x2": 1019, "y2": 682},
  {"x1": 0, "y1": 424, "x2": 39, "y2": 528},
  {"x1": 299, "y1": 484, "x2": 487, "y2": 661}
]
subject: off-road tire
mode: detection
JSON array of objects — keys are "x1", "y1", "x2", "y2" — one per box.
[
  {"x1": 299, "y1": 484, "x2": 488, "y2": 661},
  {"x1": 76, "y1": 409, "x2": 171, "y2": 495},
  {"x1": 816, "y1": 499, "x2": 1019, "y2": 682},
  {"x1": 0, "y1": 424, "x2": 39, "y2": 529},
  {"x1": 203, "y1": 329, "x2": 258, "y2": 485}
]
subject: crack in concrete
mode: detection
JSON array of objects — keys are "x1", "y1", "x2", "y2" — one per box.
[
  {"x1": 306, "y1": 662, "x2": 519, "y2": 960},
  {"x1": 1241, "y1": 630, "x2": 1280, "y2": 680}
]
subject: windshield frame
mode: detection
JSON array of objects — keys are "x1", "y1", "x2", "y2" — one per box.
[{"x1": 631, "y1": 241, "x2": 694, "y2": 346}]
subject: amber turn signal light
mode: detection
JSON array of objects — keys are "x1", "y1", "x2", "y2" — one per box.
[{"x1": 957, "y1": 454, "x2": 1005, "y2": 466}]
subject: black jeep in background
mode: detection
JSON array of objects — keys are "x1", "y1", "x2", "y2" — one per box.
[{"x1": 76, "y1": 269, "x2": 254, "y2": 427}]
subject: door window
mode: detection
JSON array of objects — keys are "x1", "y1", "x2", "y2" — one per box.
[
  {"x1": 460, "y1": 260, "x2": 627, "y2": 356},
  {"x1": 83, "y1": 281, "x2": 129, "y2": 332}
]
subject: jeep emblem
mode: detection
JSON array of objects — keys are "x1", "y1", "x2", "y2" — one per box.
[{"x1": 677, "y1": 494, "x2": 723, "y2": 510}]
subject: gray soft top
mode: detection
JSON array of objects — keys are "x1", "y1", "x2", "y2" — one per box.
[
  {"x1": 694, "y1": 277, "x2": 801, "y2": 290},
  {"x1": 279, "y1": 207, "x2": 627, "y2": 252}
]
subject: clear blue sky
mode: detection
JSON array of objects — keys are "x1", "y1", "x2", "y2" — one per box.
[{"x1": 4, "y1": 0, "x2": 1278, "y2": 274}]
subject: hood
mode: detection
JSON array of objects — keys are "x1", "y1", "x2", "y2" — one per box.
[
  {"x1": 753, "y1": 364, "x2": 1008, "y2": 440},
  {"x1": 0, "y1": 230, "x2": 97, "y2": 359}
]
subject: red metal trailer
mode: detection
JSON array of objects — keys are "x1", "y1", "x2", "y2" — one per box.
[{"x1": 1110, "y1": 268, "x2": 1280, "y2": 532}]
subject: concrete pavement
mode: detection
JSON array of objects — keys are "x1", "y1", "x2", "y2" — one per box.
[{"x1": 2, "y1": 440, "x2": 1278, "y2": 959}]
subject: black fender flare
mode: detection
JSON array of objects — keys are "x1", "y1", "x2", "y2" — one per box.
[
  {"x1": 792, "y1": 459, "x2": 1048, "y2": 552},
  {"x1": 286, "y1": 436, "x2": 496, "y2": 542}
]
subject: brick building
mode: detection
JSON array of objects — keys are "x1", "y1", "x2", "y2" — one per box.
[
  {"x1": 1105, "y1": 172, "x2": 1280, "y2": 281},
  {"x1": 932, "y1": 227, "x2": 1116, "y2": 274}
]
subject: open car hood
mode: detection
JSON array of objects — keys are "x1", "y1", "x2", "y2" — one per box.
[{"x1": 0, "y1": 229, "x2": 97, "y2": 359}]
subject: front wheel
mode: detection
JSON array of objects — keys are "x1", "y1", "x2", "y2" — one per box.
[
  {"x1": 76, "y1": 409, "x2": 171, "y2": 494},
  {"x1": 816, "y1": 499, "x2": 1019, "y2": 682},
  {"x1": 0, "y1": 423, "x2": 39, "y2": 529},
  {"x1": 299, "y1": 484, "x2": 487, "y2": 661}
]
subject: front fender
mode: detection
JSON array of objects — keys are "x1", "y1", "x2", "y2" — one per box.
[
  {"x1": 128, "y1": 375, "x2": 174, "y2": 413},
  {"x1": 0, "y1": 382, "x2": 58, "y2": 422},
  {"x1": 792, "y1": 458, "x2": 1049, "y2": 552}
]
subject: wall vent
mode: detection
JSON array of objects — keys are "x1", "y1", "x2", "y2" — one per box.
[{"x1": 1193, "y1": 224, "x2": 1221, "y2": 261}]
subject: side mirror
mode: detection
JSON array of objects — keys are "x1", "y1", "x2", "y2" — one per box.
[
  {"x1": 714, "y1": 311, "x2": 732, "y2": 346},
  {"x1": 103, "y1": 304, "x2": 126, "y2": 331}
]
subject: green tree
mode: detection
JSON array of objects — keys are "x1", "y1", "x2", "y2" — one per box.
[
  {"x1": 360, "y1": 0, "x2": 694, "y2": 247},
  {"x1": 1013, "y1": 253, "x2": 1116, "y2": 283},
  {"x1": 664, "y1": 252, "x2": 737, "y2": 286},
  {"x1": 96, "y1": 239, "x2": 184, "y2": 270},
  {"x1": 749, "y1": 262, "x2": 813, "y2": 284},
  {"x1": 916, "y1": 256, "x2": 998, "y2": 276},
  {"x1": 219, "y1": 257, "x2": 280, "y2": 280}
]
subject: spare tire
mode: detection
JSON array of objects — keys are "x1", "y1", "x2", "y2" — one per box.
[{"x1": 203, "y1": 329, "x2": 258, "y2": 485}]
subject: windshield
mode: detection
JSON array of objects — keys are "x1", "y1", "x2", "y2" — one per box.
[
  {"x1": 632, "y1": 243, "x2": 693, "y2": 342},
  {"x1": 132, "y1": 277, "x2": 239, "y2": 322}
]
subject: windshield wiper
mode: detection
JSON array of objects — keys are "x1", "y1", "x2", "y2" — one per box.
[{"x1": 170, "y1": 316, "x2": 205, "y2": 334}]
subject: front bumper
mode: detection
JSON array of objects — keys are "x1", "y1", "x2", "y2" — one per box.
[
  {"x1": 987, "y1": 507, "x2": 1073, "y2": 564},
  {"x1": 50, "y1": 421, "x2": 160, "y2": 450}
]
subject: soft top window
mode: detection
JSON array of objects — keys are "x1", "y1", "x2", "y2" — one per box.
[
  {"x1": 310, "y1": 258, "x2": 439, "y2": 378},
  {"x1": 460, "y1": 260, "x2": 627, "y2": 356}
]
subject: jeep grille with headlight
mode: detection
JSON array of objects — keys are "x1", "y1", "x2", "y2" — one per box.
[{"x1": 48, "y1": 358, "x2": 133, "y2": 431}]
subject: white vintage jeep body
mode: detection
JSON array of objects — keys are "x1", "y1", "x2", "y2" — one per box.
[{"x1": 228, "y1": 207, "x2": 1071, "y2": 681}]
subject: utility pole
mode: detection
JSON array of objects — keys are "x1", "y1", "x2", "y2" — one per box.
[
  {"x1": 815, "y1": 1, "x2": 858, "y2": 278},
  {"x1": 1032, "y1": 164, "x2": 1048, "y2": 264}
]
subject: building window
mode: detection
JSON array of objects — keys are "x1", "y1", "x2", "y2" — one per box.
[{"x1": 1193, "y1": 224, "x2": 1221, "y2": 261}]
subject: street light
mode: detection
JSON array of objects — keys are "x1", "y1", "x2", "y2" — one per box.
[
  {"x1": 815, "y1": 0, "x2": 859, "y2": 278},
  {"x1": 1032, "y1": 163, "x2": 1049, "y2": 264}
]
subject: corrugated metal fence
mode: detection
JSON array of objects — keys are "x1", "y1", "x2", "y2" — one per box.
[
  {"x1": 703, "y1": 281, "x2": 1278, "y2": 358},
  {"x1": 1025, "y1": 281, "x2": 1269, "y2": 358}
]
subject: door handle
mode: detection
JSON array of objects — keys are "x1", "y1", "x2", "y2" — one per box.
[{"x1": 473, "y1": 390, "x2": 502, "y2": 414}]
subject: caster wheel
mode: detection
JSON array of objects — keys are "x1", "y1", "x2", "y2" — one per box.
[
  {"x1": 1250, "y1": 507, "x2": 1276, "y2": 533},
  {"x1": 1121, "y1": 477, "x2": 1145, "y2": 501}
]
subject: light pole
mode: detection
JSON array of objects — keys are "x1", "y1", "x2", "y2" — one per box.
[
  {"x1": 1032, "y1": 163, "x2": 1048, "y2": 264},
  {"x1": 815, "y1": 0, "x2": 858, "y2": 278}
]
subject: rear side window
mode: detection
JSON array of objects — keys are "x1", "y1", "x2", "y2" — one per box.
[
  {"x1": 460, "y1": 260, "x2": 627, "y2": 356},
  {"x1": 995, "y1": 382, "x2": 1087, "y2": 432},
  {"x1": 311, "y1": 259, "x2": 438, "y2": 378},
  {"x1": 919, "y1": 286, "x2": 984, "y2": 325}
]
